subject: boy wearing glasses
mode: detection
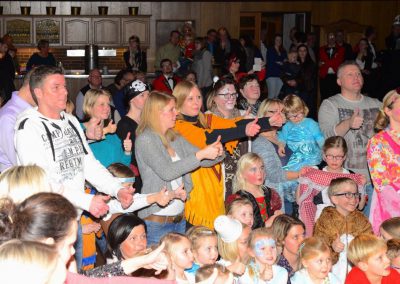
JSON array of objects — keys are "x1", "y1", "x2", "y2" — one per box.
[{"x1": 314, "y1": 177, "x2": 373, "y2": 283}]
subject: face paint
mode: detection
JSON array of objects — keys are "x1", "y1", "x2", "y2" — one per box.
[{"x1": 254, "y1": 238, "x2": 276, "y2": 257}]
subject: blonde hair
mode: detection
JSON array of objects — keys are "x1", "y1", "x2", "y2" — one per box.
[
  {"x1": 195, "y1": 263, "x2": 230, "y2": 282},
  {"x1": 374, "y1": 89, "x2": 400, "y2": 131},
  {"x1": 283, "y1": 94, "x2": 309, "y2": 117},
  {"x1": 172, "y1": 81, "x2": 208, "y2": 128},
  {"x1": 386, "y1": 239, "x2": 400, "y2": 260},
  {"x1": 348, "y1": 234, "x2": 387, "y2": 265},
  {"x1": 298, "y1": 237, "x2": 331, "y2": 265},
  {"x1": 82, "y1": 89, "x2": 111, "y2": 121},
  {"x1": 0, "y1": 239, "x2": 60, "y2": 284},
  {"x1": 0, "y1": 165, "x2": 51, "y2": 203},
  {"x1": 136, "y1": 91, "x2": 177, "y2": 148},
  {"x1": 233, "y1": 153, "x2": 264, "y2": 193},
  {"x1": 217, "y1": 223, "x2": 248, "y2": 263},
  {"x1": 381, "y1": 217, "x2": 400, "y2": 239},
  {"x1": 257, "y1": 98, "x2": 283, "y2": 117},
  {"x1": 186, "y1": 226, "x2": 216, "y2": 250},
  {"x1": 248, "y1": 228, "x2": 276, "y2": 278},
  {"x1": 160, "y1": 232, "x2": 190, "y2": 258},
  {"x1": 328, "y1": 177, "x2": 357, "y2": 197},
  {"x1": 226, "y1": 198, "x2": 253, "y2": 215}
]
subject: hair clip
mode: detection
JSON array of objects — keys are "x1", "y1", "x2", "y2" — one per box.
[
  {"x1": 212, "y1": 76, "x2": 219, "y2": 88},
  {"x1": 8, "y1": 215, "x2": 13, "y2": 224},
  {"x1": 118, "y1": 177, "x2": 135, "y2": 183}
]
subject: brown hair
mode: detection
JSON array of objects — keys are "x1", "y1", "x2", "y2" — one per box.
[
  {"x1": 283, "y1": 94, "x2": 309, "y2": 117},
  {"x1": 374, "y1": 89, "x2": 400, "y2": 131},
  {"x1": 186, "y1": 226, "x2": 216, "y2": 250},
  {"x1": 387, "y1": 239, "x2": 400, "y2": 260},
  {"x1": 272, "y1": 214, "x2": 305, "y2": 249},
  {"x1": 381, "y1": 217, "x2": 400, "y2": 239},
  {"x1": 206, "y1": 77, "x2": 237, "y2": 110},
  {"x1": 322, "y1": 136, "x2": 348, "y2": 154},
  {"x1": 160, "y1": 232, "x2": 190, "y2": 257},
  {"x1": 107, "y1": 163, "x2": 134, "y2": 178},
  {"x1": 299, "y1": 237, "x2": 331, "y2": 264},
  {"x1": 195, "y1": 263, "x2": 230, "y2": 282}
]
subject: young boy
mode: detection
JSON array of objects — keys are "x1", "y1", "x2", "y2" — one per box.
[
  {"x1": 386, "y1": 239, "x2": 400, "y2": 274},
  {"x1": 346, "y1": 234, "x2": 400, "y2": 283},
  {"x1": 313, "y1": 177, "x2": 373, "y2": 282}
]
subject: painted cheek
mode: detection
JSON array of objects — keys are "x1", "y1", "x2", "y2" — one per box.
[{"x1": 245, "y1": 172, "x2": 260, "y2": 184}]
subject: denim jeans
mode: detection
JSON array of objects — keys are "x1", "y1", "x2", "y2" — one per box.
[
  {"x1": 363, "y1": 183, "x2": 374, "y2": 219},
  {"x1": 145, "y1": 218, "x2": 186, "y2": 246},
  {"x1": 266, "y1": 77, "x2": 283, "y2": 99},
  {"x1": 74, "y1": 221, "x2": 83, "y2": 271}
]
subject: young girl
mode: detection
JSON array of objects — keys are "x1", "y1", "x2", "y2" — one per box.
[
  {"x1": 227, "y1": 198, "x2": 255, "y2": 229},
  {"x1": 239, "y1": 228, "x2": 288, "y2": 284},
  {"x1": 185, "y1": 226, "x2": 218, "y2": 278},
  {"x1": 296, "y1": 136, "x2": 367, "y2": 236},
  {"x1": 380, "y1": 217, "x2": 400, "y2": 240},
  {"x1": 291, "y1": 237, "x2": 340, "y2": 284},
  {"x1": 214, "y1": 215, "x2": 251, "y2": 277},
  {"x1": 272, "y1": 214, "x2": 306, "y2": 282},
  {"x1": 160, "y1": 232, "x2": 195, "y2": 284},
  {"x1": 229, "y1": 153, "x2": 283, "y2": 229}
]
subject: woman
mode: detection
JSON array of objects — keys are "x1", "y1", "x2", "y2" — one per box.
[
  {"x1": 368, "y1": 89, "x2": 400, "y2": 234},
  {"x1": 237, "y1": 74, "x2": 263, "y2": 116},
  {"x1": 206, "y1": 77, "x2": 248, "y2": 197},
  {"x1": 252, "y1": 99, "x2": 300, "y2": 214},
  {"x1": 123, "y1": 35, "x2": 147, "y2": 72},
  {"x1": 26, "y1": 39, "x2": 56, "y2": 71},
  {"x1": 297, "y1": 44, "x2": 317, "y2": 119},
  {"x1": 117, "y1": 80, "x2": 150, "y2": 192},
  {"x1": 266, "y1": 34, "x2": 286, "y2": 99},
  {"x1": 0, "y1": 193, "x2": 169, "y2": 283},
  {"x1": 354, "y1": 38, "x2": 376, "y2": 96},
  {"x1": 224, "y1": 55, "x2": 265, "y2": 83},
  {"x1": 192, "y1": 36, "x2": 213, "y2": 98},
  {"x1": 135, "y1": 91, "x2": 224, "y2": 245},
  {"x1": 172, "y1": 80, "x2": 284, "y2": 229},
  {"x1": 82, "y1": 89, "x2": 131, "y2": 168},
  {"x1": 239, "y1": 34, "x2": 263, "y2": 73}
]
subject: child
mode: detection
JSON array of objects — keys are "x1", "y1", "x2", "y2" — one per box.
[
  {"x1": 297, "y1": 136, "x2": 367, "y2": 236},
  {"x1": 291, "y1": 237, "x2": 340, "y2": 283},
  {"x1": 229, "y1": 153, "x2": 283, "y2": 229},
  {"x1": 160, "y1": 232, "x2": 195, "y2": 283},
  {"x1": 272, "y1": 214, "x2": 305, "y2": 281},
  {"x1": 227, "y1": 198, "x2": 255, "y2": 229},
  {"x1": 195, "y1": 264, "x2": 234, "y2": 284},
  {"x1": 214, "y1": 215, "x2": 251, "y2": 277},
  {"x1": 239, "y1": 227, "x2": 288, "y2": 284},
  {"x1": 279, "y1": 50, "x2": 301, "y2": 98},
  {"x1": 380, "y1": 217, "x2": 400, "y2": 240},
  {"x1": 346, "y1": 234, "x2": 400, "y2": 284},
  {"x1": 314, "y1": 177, "x2": 373, "y2": 283},
  {"x1": 185, "y1": 226, "x2": 218, "y2": 278},
  {"x1": 387, "y1": 239, "x2": 400, "y2": 274}
]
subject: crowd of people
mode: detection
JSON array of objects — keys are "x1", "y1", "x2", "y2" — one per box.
[{"x1": 0, "y1": 17, "x2": 399, "y2": 284}]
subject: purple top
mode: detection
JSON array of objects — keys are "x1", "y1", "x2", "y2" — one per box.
[{"x1": 0, "y1": 91, "x2": 31, "y2": 172}]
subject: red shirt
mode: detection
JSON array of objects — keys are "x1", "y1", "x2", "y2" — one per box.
[{"x1": 345, "y1": 266, "x2": 400, "y2": 284}]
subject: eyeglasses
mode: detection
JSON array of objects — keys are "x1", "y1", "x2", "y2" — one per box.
[
  {"x1": 334, "y1": 192, "x2": 361, "y2": 199},
  {"x1": 325, "y1": 155, "x2": 345, "y2": 161},
  {"x1": 218, "y1": 93, "x2": 238, "y2": 100},
  {"x1": 287, "y1": 112, "x2": 304, "y2": 119}
]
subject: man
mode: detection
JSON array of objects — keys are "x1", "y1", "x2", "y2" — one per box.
[
  {"x1": 385, "y1": 15, "x2": 400, "y2": 50},
  {"x1": 306, "y1": 32, "x2": 318, "y2": 63},
  {"x1": 318, "y1": 61, "x2": 382, "y2": 217},
  {"x1": 336, "y1": 29, "x2": 354, "y2": 61},
  {"x1": 105, "y1": 69, "x2": 135, "y2": 117},
  {"x1": 206, "y1": 28, "x2": 218, "y2": 56},
  {"x1": 0, "y1": 38, "x2": 16, "y2": 105},
  {"x1": 0, "y1": 70, "x2": 35, "y2": 172},
  {"x1": 75, "y1": 68, "x2": 103, "y2": 120},
  {"x1": 152, "y1": 59, "x2": 181, "y2": 95},
  {"x1": 154, "y1": 30, "x2": 181, "y2": 72},
  {"x1": 15, "y1": 66, "x2": 133, "y2": 218}
]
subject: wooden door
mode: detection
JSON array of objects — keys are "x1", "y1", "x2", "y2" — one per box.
[{"x1": 240, "y1": 12, "x2": 261, "y2": 48}]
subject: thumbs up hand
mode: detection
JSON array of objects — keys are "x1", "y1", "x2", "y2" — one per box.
[
  {"x1": 196, "y1": 136, "x2": 223, "y2": 160},
  {"x1": 332, "y1": 233, "x2": 345, "y2": 253},
  {"x1": 86, "y1": 117, "x2": 103, "y2": 141},
  {"x1": 123, "y1": 132, "x2": 132, "y2": 154},
  {"x1": 349, "y1": 108, "x2": 364, "y2": 130},
  {"x1": 103, "y1": 119, "x2": 116, "y2": 135},
  {"x1": 245, "y1": 117, "x2": 261, "y2": 137}
]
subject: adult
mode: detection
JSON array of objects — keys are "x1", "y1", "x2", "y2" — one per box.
[
  {"x1": 2, "y1": 34, "x2": 20, "y2": 74},
  {"x1": 335, "y1": 29, "x2": 354, "y2": 61},
  {"x1": 0, "y1": 38, "x2": 16, "y2": 105},
  {"x1": 116, "y1": 80, "x2": 150, "y2": 192},
  {"x1": 318, "y1": 32, "x2": 344, "y2": 101},
  {"x1": 152, "y1": 59, "x2": 181, "y2": 95},
  {"x1": 205, "y1": 29, "x2": 218, "y2": 56},
  {"x1": 105, "y1": 69, "x2": 135, "y2": 117},
  {"x1": 192, "y1": 37, "x2": 213, "y2": 98},
  {"x1": 266, "y1": 33, "x2": 287, "y2": 99},
  {"x1": 206, "y1": 77, "x2": 248, "y2": 198},
  {"x1": 172, "y1": 80, "x2": 283, "y2": 229},
  {"x1": 239, "y1": 34, "x2": 263, "y2": 73},
  {"x1": 26, "y1": 39, "x2": 56, "y2": 71},
  {"x1": 223, "y1": 55, "x2": 265, "y2": 84},
  {"x1": 354, "y1": 38, "x2": 377, "y2": 97},
  {"x1": 75, "y1": 68, "x2": 103, "y2": 121},
  {"x1": 15, "y1": 66, "x2": 133, "y2": 219},
  {"x1": 238, "y1": 74, "x2": 262, "y2": 116},
  {"x1": 306, "y1": 32, "x2": 318, "y2": 63},
  {"x1": 367, "y1": 89, "x2": 400, "y2": 234},
  {"x1": 318, "y1": 61, "x2": 382, "y2": 218},
  {"x1": 135, "y1": 91, "x2": 224, "y2": 245},
  {"x1": 385, "y1": 15, "x2": 400, "y2": 50},
  {"x1": 123, "y1": 35, "x2": 147, "y2": 72},
  {"x1": 154, "y1": 30, "x2": 181, "y2": 72},
  {"x1": 0, "y1": 70, "x2": 35, "y2": 172}
]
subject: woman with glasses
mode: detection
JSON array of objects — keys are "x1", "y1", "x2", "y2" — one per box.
[{"x1": 367, "y1": 89, "x2": 400, "y2": 234}]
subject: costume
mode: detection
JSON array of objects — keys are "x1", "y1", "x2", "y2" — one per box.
[
  {"x1": 123, "y1": 49, "x2": 147, "y2": 72},
  {"x1": 367, "y1": 128, "x2": 400, "y2": 234},
  {"x1": 238, "y1": 263, "x2": 288, "y2": 284},
  {"x1": 15, "y1": 108, "x2": 122, "y2": 217},
  {"x1": 0, "y1": 91, "x2": 31, "y2": 172},
  {"x1": 313, "y1": 206, "x2": 373, "y2": 282},
  {"x1": 298, "y1": 167, "x2": 365, "y2": 236},
  {"x1": 318, "y1": 44, "x2": 344, "y2": 100},
  {"x1": 291, "y1": 269, "x2": 340, "y2": 284},
  {"x1": 278, "y1": 118, "x2": 324, "y2": 171},
  {"x1": 345, "y1": 266, "x2": 400, "y2": 284},
  {"x1": 26, "y1": 52, "x2": 56, "y2": 71},
  {"x1": 152, "y1": 74, "x2": 181, "y2": 95}
]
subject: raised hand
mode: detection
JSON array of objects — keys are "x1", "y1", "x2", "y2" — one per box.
[
  {"x1": 117, "y1": 186, "x2": 135, "y2": 209},
  {"x1": 269, "y1": 111, "x2": 284, "y2": 128},
  {"x1": 332, "y1": 233, "x2": 345, "y2": 253},
  {"x1": 173, "y1": 184, "x2": 187, "y2": 201},
  {"x1": 349, "y1": 108, "x2": 364, "y2": 130},
  {"x1": 141, "y1": 242, "x2": 169, "y2": 275},
  {"x1": 123, "y1": 132, "x2": 133, "y2": 154},
  {"x1": 227, "y1": 257, "x2": 246, "y2": 276},
  {"x1": 196, "y1": 135, "x2": 223, "y2": 160},
  {"x1": 82, "y1": 222, "x2": 101, "y2": 234},
  {"x1": 89, "y1": 195, "x2": 110, "y2": 218},
  {"x1": 155, "y1": 187, "x2": 173, "y2": 206},
  {"x1": 86, "y1": 117, "x2": 103, "y2": 140},
  {"x1": 245, "y1": 117, "x2": 261, "y2": 137},
  {"x1": 261, "y1": 264, "x2": 273, "y2": 281},
  {"x1": 103, "y1": 119, "x2": 117, "y2": 135}
]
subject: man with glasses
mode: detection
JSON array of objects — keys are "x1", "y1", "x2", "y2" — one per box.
[{"x1": 318, "y1": 61, "x2": 382, "y2": 218}]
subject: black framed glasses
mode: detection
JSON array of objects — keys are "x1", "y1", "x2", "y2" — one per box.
[
  {"x1": 218, "y1": 93, "x2": 238, "y2": 100},
  {"x1": 334, "y1": 192, "x2": 361, "y2": 199}
]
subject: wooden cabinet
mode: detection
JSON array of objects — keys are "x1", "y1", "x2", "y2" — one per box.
[
  {"x1": 93, "y1": 18, "x2": 120, "y2": 46},
  {"x1": 34, "y1": 17, "x2": 62, "y2": 46},
  {"x1": 122, "y1": 17, "x2": 150, "y2": 47},
  {"x1": 63, "y1": 18, "x2": 91, "y2": 46},
  {"x1": 4, "y1": 17, "x2": 32, "y2": 46}
]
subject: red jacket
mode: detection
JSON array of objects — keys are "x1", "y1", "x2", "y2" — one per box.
[
  {"x1": 318, "y1": 44, "x2": 345, "y2": 78},
  {"x1": 152, "y1": 74, "x2": 182, "y2": 95},
  {"x1": 345, "y1": 266, "x2": 400, "y2": 284}
]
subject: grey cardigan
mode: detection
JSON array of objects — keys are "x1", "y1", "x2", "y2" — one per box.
[{"x1": 135, "y1": 129, "x2": 223, "y2": 218}]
